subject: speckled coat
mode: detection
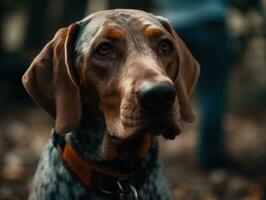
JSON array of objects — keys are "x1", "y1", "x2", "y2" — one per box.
[{"x1": 29, "y1": 139, "x2": 172, "y2": 200}]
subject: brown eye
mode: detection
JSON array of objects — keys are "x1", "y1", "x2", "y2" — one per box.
[
  {"x1": 159, "y1": 39, "x2": 173, "y2": 54},
  {"x1": 96, "y1": 42, "x2": 112, "y2": 56}
]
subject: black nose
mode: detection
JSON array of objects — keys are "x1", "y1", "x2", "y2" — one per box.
[{"x1": 137, "y1": 82, "x2": 176, "y2": 110}]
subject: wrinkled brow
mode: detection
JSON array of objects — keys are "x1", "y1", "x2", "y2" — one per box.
[
  {"x1": 97, "y1": 26, "x2": 126, "y2": 41},
  {"x1": 144, "y1": 25, "x2": 165, "y2": 38},
  {"x1": 74, "y1": 25, "x2": 126, "y2": 57}
]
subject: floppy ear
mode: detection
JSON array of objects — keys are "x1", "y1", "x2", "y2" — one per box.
[
  {"x1": 22, "y1": 23, "x2": 81, "y2": 133},
  {"x1": 156, "y1": 17, "x2": 200, "y2": 122}
]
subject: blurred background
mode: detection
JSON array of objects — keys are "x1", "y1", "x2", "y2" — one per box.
[{"x1": 0, "y1": 0, "x2": 265, "y2": 199}]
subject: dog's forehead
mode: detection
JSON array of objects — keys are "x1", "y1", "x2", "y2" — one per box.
[
  {"x1": 75, "y1": 9, "x2": 164, "y2": 55},
  {"x1": 79, "y1": 9, "x2": 163, "y2": 36}
]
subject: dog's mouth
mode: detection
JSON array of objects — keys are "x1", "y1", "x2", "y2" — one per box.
[
  {"x1": 108, "y1": 132, "x2": 142, "y2": 145},
  {"x1": 137, "y1": 116, "x2": 183, "y2": 139},
  {"x1": 109, "y1": 112, "x2": 182, "y2": 145},
  {"x1": 103, "y1": 107, "x2": 182, "y2": 160}
]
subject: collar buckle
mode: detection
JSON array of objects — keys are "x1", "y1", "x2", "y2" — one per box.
[
  {"x1": 117, "y1": 178, "x2": 138, "y2": 200},
  {"x1": 99, "y1": 178, "x2": 138, "y2": 200}
]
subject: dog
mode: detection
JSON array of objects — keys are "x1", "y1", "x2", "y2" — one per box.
[{"x1": 23, "y1": 9, "x2": 199, "y2": 200}]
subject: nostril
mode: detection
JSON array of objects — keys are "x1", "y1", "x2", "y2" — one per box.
[
  {"x1": 162, "y1": 89, "x2": 176, "y2": 106},
  {"x1": 137, "y1": 82, "x2": 176, "y2": 109}
]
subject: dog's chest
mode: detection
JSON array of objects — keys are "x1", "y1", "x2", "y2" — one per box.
[{"x1": 29, "y1": 141, "x2": 172, "y2": 200}]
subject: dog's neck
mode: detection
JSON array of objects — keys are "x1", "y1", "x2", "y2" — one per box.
[
  {"x1": 66, "y1": 110, "x2": 158, "y2": 172},
  {"x1": 68, "y1": 112, "x2": 105, "y2": 161}
]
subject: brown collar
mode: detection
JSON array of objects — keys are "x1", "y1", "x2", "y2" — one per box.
[{"x1": 52, "y1": 129, "x2": 158, "y2": 199}]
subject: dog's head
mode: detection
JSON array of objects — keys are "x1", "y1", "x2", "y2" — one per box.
[{"x1": 23, "y1": 9, "x2": 199, "y2": 147}]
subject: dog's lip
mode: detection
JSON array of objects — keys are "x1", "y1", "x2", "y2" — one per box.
[
  {"x1": 108, "y1": 134, "x2": 123, "y2": 144},
  {"x1": 137, "y1": 120, "x2": 182, "y2": 139},
  {"x1": 108, "y1": 116, "x2": 181, "y2": 144},
  {"x1": 108, "y1": 132, "x2": 141, "y2": 145}
]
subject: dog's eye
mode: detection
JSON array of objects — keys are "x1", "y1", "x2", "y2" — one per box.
[
  {"x1": 159, "y1": 39, "x2": 174, "y2": 54},
  {"x1": 95, "y1": 42, "x2": 112, "y2": 56}
]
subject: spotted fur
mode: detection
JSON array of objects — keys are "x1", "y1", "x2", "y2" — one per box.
[{"x1": 29, "y1": 140, "x2": 172, "y2": 200}]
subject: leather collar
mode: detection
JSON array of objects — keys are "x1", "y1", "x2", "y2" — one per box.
[{"x1": 51, "y1": 129, "x2": 158, "y2": 199}]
